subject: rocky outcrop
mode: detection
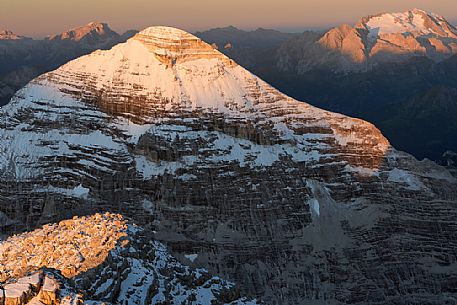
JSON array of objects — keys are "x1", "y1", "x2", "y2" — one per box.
[
  {"x1": 0, "y1": 213, "x2": 128, "y2": 281},
  {"x1": 0, "y1": 26, "x2": 456, "y2": 304},
  {"x1": 0, "y1": 214, "x2": 257, "y2": 305},
  {"x1": 0, "y1": 270, "x2": 83, "y2": 305},
  {"x1": 440, "y1": 150, "x2": 457, "y2": 178}
]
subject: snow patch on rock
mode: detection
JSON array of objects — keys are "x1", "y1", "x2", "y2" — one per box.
[{"x1": 388, "y1": 168, "x2": 424, "y2": 190}]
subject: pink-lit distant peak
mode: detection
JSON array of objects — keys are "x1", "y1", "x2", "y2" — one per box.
[{"x1": 0, "y1": 0, "x2": 456, "y2": 38}]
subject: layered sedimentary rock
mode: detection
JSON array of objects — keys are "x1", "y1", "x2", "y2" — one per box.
[
  {"x1": 0, "y1": 26, "x2": 456, "y2": 304},
  {"x1": 135, "y1": 26, "x2": 233, "y2": 65}
]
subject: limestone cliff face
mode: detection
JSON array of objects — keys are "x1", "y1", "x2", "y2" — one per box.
[
  {"x1": 0, "y1": 26, "x2": 456, "y2": 305},
  {"x1": 278, "y1": 9, "x2": 457, "y2": 73}
]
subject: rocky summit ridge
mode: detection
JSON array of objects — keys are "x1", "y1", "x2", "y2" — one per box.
[
  {"x1": 46, "y1": 22, "x2": 118, "y2": 43},
  {"x1": 0, "y1": 213, "x2": 256, "y2": 304},
  {"x1": 0, "y1": 26, "x2": 456, "y2": 304}
]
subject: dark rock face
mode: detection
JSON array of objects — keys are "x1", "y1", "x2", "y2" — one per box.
[
  {"x1": 195, "y1": 26, "x2": 300, "y2": 70},
  {"x1": 439, "y1": 151, "x2": 457, "y2": 178},
  {"x1": 243, "y1": 55, "x2": 457, "y2": 162},
  {"x1": 195, "y1": 26, "x2": 297, "y2": 49},
  {"x1": 1, "y1": 26, "x2": 457, "y2": 305}
]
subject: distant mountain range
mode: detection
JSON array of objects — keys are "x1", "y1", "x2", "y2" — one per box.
[
  {"x1": 45, "y1": 22, "x2": 119, "y2": 45},
  {"x1": 196, "y1": 9, "x2": 457, "y2": 162},
  {"x1": 1, "y1": 10, "x2": 457, "y2": 163},
  {"x1": 276, "y1": 8, "x2": 457, "y2": 73},
  {"x1": 195, "y1": 26, "x2": 298, "y2": 49},
  {"x1": 373, "y1": 86, "x2": 457, "y2": 160},
  {"x1": 1, "y1": 26, "x2": 456, "y2": 304},
  {"x1": 0, "y1": 22, "x2": 137, "y2": 105},
  {"x1": 0, "y1": 29, "x2": 29, "y2": 40},
  {"x1": 195, "y1": 26, "x2": 299, "y2": 69}
]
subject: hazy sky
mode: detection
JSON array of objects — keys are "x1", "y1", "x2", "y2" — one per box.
[{"x1": 1, "y1": 0, "x2": 457, "y2": 38}]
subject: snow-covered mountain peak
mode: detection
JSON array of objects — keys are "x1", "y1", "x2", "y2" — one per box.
[
  {"x1": 0, "y1": 29, "x2": 27, "y2": 40},
  {"x1": 138, "y1": 26, "x2": 196, "y2": 40},
  {"x1": 0, "y1": 213, "x2": 257, "y2": 304},
  {"x1": 132, "y1": 26, "x2": 231, "y2": 64},
  {"x1": 358, "y1": 9, "x2": 457, "y2": 38},
  {"x1": 46, "y1": 21, "x2": 118, "y2": 42},
  {"x1": 305, "y1": 9, "x2": 457, "y2": 72},
  {"x1": 4, "y1": 25, "x2": 391, "y2": 174}
]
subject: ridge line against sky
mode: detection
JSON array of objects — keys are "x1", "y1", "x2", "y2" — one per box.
[{"x1": 1, "y1": 0, "x2": 457, "y2": 38}]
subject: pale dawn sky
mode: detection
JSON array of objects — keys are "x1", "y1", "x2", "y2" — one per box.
[{"x1": 1, "y1": 0, "x2": 456, "y2": 38}]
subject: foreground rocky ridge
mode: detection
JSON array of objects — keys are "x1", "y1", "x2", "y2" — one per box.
[
  {"x1": 0, "y1": 270, "x2": 82, "y2": 305},
  {"x1": 0, "y1": 213, "x2": 127, "y2": 281},
  {"x1": 0, "y1": 26, "x2": 456, "y2": 304},
  {"x1": 0, "y1": 213, "x2": 257, "y2": 305}
]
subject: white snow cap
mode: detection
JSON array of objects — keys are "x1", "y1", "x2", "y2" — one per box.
[
  {"x1": 362, "y1": 8, "x2": 457, "y2": 38},
  {"x1": 137, "y1": 26, "x2": 197, "y2": 40}
]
